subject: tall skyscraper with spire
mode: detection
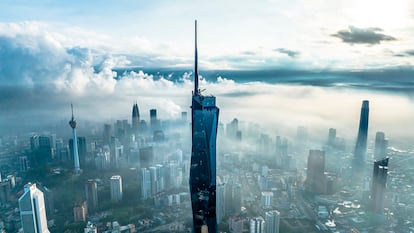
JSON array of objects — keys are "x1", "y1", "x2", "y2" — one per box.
[
  {"x1": 190, "y1": 20, "x2": 219, "y2": 233},
  {"x1": 132, "y1": 102, "x2": 140, "y2": 134},
  {"x1": 353, "y1": 100, "x2": 369, "y2": 171},
  {"x1": 69, "y1": 103, "x2": 81, "y2": 174}
]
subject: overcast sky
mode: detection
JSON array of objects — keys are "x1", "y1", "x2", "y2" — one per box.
[{"x1": 1, "y1": 0, "x2": 413, "y2": 70}]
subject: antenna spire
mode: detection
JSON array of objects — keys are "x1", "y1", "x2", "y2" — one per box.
[
  {"x1": 194, "y1": 20, "x2": 199, "y2": 95},
  {"x1": 71, "y1": 103, "x2": 74, "y2": 119}
]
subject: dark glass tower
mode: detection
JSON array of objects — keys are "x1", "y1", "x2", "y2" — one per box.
[
  {"x1": 353, "y1": 100, "x2": 369, "y2": 170},
  {"x1": 132, "y1": 102, "x2": 140, "y2": 134},
  {"x1": 371, "y1": 157, "x2": 389, "y2": 213},
  {"x1": 190, "y1": 20, "x2": 219, "y2": 233}
]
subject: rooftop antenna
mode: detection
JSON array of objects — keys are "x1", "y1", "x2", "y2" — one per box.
[{"x1": 194, "y1": 20, "x2": 199, "y2": 96}]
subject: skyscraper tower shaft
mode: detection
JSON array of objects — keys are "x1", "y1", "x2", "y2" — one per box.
[
  {"x1": 371, "y1": 157, "x2": 389, "y2": 213},
  {"x1": 69, "y1": 103, "x2": 81, "y2": 173},
  {"x1": 19, "y1": 183, "x2": 50, "y2": 233},
  {"x1": 132, "y1": 102, "x2": 140, "y2": 133},
  {"x1": 353, "y1": 100, "x2": 369, "y2": 170},
  {"x1": 190, "y1": 20, "x2": 219, "y2": 233}
]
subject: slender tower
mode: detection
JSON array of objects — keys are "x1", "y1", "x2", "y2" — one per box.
[
  {"x1": 69, "y1": 103, "x2": 81, "y2": 173},
  {"x1": 353, "y1": 100, "x2": 369, "y2": 171},
  {"x1": 132, "y1": 102, "x2": 140, "y2": 134},
  {"x1": 190, "y1": 20, "x2": 219, "y2": 233}
]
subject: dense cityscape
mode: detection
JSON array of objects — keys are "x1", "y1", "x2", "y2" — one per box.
[{"x1": 1, "y1": 92, "x2": 414, "y2": 233}]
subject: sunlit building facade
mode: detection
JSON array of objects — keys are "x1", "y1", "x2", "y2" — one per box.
[{"x1": 19, "y1": 183, "x2": 50, "y2": 233}]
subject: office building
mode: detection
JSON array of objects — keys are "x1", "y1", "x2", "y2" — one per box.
[
  {"x1": 353, "y1": 100, "x2": 369, "y2": 170},
  {"x1": 261, "y1": 191, "x2": 273, "y2": 208},
  {"x1": 141, "y1": 168, "x2": 151, "y2": 200},
  {"x1": 328, "y1": 128, "x2": 336, "y2": 146},
  {"x1": 371, "y1": 157, "x2": 389, "y2": 213},
  {"x1": 85, "y1": 179, "x2": 98, "y2": 212},
  {"x1": 73, "y1": 201, "x2": 87, "y2": 222},
  {"x1": 189, "y1": 20, "x2": 219, "y2": 233},
  {"x1": 150, "y1": 109, "x2": 158, "y2": 131},
  {"x1": 18, "y1": 183, "x2": 50, "y2": 233},
  {"x1": 250, "y1": 217, "x2": 265, "y2": 233},
  {"x1": 110, "y1": 175, "x2": 123, "y2": 202},
  {"x1": 265, "y1": 210, "x2": 280, "y2": 233},
  {"x1": 374, "y1": 132, "x2": 388, "y2": 160},
  {"x1": 305, "y1": 150, "x2": 326, "y2": 194}
]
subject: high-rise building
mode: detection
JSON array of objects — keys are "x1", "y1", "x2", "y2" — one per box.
[
  {"x1": 265, "y1": 210, "x2": 280, "y2": 233},
  {"x1": 132, "y1": 102, "x2": 140, "y2": 134},
  {"x1": 181, "y1": 111, "x2": 188, "y2": 123},
  {"x1": 141, "y1": 168, "x2": 151, "y2": 200},
  {"x1": 305, "y1": 150, "x2": 326, "y2": 194},
  {"x1": 353, "y1": 100, "x2": 369, "y2": 170},
  {"x1": 371, "y1": 157, "x2": 389, "y2": 213},
  {"x1": 69, "y1": 104, "x2": 81, "y2": 174},
  {"x1": 85, "y1": 179, "x2": 98, "y2": 212},
  {"x1": 139, "y1": 146, "x2": 154, "y2": 168},
  {"x1": 374, "y1": 132, "x2": 388, "y2": 160},
  {"x1": 216, "y1": 183, "x2": 225, "y2": 224},
  {"x1": 20, "y1": 156, "x2": 29, "y2": 172},
  {"x1": 249, "y1": 217, "x2": 265, "y2": 233},
  {"x1": 103, "y1": 124, "x2": 112, "y2": 145},
  {"x1": 226, "y1": 118, "x2": 239, "y2": 139},
  {"x1": 110, "y1": 175, "x2": 123, "y2": 202},
  {"x1": 261, "y1": 191, "x2": 273, "y2": 208},
  {"x1": 150, "y1": 109, "x2": 158, "y2": 131},
  {"x1": 190, "y1": 20, "x2": 219, "y2": 233},
  {"x1": 73, "y1": 201, "x2": 87, "y2": 222},
  {"x1": 328, "y1": 128, "x2": 336, "y2": 146},
  {"x1": 19, "y1": 183, "x2": 50, "y2": 233},
  {"x1": 232, "y1": 184, "x2": 242, "y2": 214}
]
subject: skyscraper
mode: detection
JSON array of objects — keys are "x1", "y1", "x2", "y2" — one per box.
[
  {"x1": 150, "y1": 109, "x2": 157, "y2": 131},
  {"x1": 19, "y1": 183, "x2": 50, "y2": 233},
  {"x1": 353, "y1": 100, "x2": 369, "y2": 170},
  {"x1": 190, "y1": 20, "x2": 220, "y2": 233},
  {"x1": 265, "y1": 210, "x2": 280, "y2": 233},
  {"x1": 69, "y1": 104, "x2": 81, "y2": 174},
  {"x1": 305, "y1": 150, "x2": 326, "y2": 194},
  {"x1": 132, "y1": 102, "x2": 140, "y2": 134},
  {"x1": 110, "y1": 175, "x2": 123, "y2": 202},
  {"x1": 85, "y1": 179, "x2": 98, "y2": 212},
  {"x1": 141, "y1": 168, "x2": 151, "y2": 200},
  {"x1": 374, "y1": 132, "x2": 388, "y2": 160},
  {"x1": 327, "y1": 128, "x2": 336, "y2": 146},
  {"x1": 249, "y1": 217, "x2": 265, "y2": 233},
  {"x1": 371, "y1": 157, "x2": 389, "y2": 213}
]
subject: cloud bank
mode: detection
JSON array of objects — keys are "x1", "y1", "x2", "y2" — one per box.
[
  {"x1": 0, "y1": 21, "x2": 414, "y2": 149},
  {"x1": 332, "y1": 26, "x2": 396, "y2": 45}
]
